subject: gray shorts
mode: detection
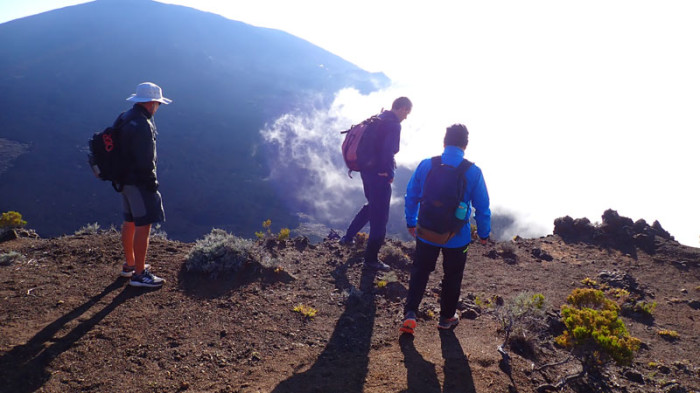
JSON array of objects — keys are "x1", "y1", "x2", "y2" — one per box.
[{"x1": 121, "y1": 185, "x2": 165, "y2": 226}]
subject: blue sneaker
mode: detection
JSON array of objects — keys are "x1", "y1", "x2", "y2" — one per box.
[
  {"x1": 129, "y1": 269, "x2": 164, "y2": 288},
  {"x1": 338, "y1": 236, "x2": 354, "y2": 246},
  {"x1": 438, "y1": 313, "x2": 459, "y2": 330},
  {"x1": 363, "y1": 259, "x2": 391, "y2": 271},
  {"x1": 120, "y1": 263, "x2": 151, "y2": 278}
]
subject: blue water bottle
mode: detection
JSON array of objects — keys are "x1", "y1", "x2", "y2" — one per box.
[{"x1": 455, "y1": 201, "x2": 467, "y2": 220}]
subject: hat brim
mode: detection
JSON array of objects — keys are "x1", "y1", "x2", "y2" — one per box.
[{"x1": 126, "y1": 95, "x2": 172, "y2": 104}]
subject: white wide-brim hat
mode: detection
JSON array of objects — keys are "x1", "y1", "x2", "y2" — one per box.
[{"x1": 126, "y1": 82, "x2": 172, "y2": 104}]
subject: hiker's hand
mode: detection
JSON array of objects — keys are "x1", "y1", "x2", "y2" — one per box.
[{"x1": 408, "y1": 227, "x2": 416, "y2": 238}]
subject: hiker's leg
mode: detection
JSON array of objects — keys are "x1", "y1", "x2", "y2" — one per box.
[
  {"x1": 405, "y1": 239, "x2": 441, "y2": 314},
  {"x1": 122, "y1": 221, "x2": 136, "y2": 266},
  {"x1": 133, "y1": 224, "x2": 151, "y2": 274},
  {"x1": 345, "y1": 173, "x2": 375, "y2": 238},
  {"x1": 345, "y1": 204, "x2": 369, "y2": 239},
  {"x1": 122, "y1": 185, "x2": 164, "y2": 274},
  {"x1": 364, "y1": 173, "x2": 391, "y2": 263},
  {"x1": 439, "y1": 245, "x2": 468, "y2": 319}
]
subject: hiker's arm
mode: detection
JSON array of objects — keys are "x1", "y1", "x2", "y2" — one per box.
[
  {"x1": 378, "y1": 124, "x2": 401, "y2": 177},
  {"x1": 470, "y1": 169, "x2": 491, "y2": 239},
  {"x1": 405, "y1": 159, "x2": 428, "y2": 229}
]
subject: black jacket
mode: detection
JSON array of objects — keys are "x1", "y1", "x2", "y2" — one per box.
[{"x1": 115, "y1": 104, "x2": 158, "y2": 189}]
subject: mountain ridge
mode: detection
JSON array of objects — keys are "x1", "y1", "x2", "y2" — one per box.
[{"x1": 0, "y1": 0, "x2": 389, "y2": 242}]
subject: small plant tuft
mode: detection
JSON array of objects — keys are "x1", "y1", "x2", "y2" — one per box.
[
  {"x1": 633, "y1": 300, "x2": 657, "y2": 316},
  {"x1": 150, "y1": 224, "x2": 168, "y2": 240},
  {"x1": 75, "y1": 222, "x2": 101, "y2": 235},
  {"x1": 277, "y1": 228, "x2": 290, "y2": 241},
  {"x1": 355, "y1": 232, "x2": 369, "y2": 248},
  {"x1": 493, "y1": 292, "x2": 549, "y2": 358},
  {"x1": 580, "y1": 277, "x2": 598, "y2": 287},
  {"x1": 293, "y1": 304, "x2": 318, "y2": 319},
  {"x1": 657, "y1": 330, "x2": 679, "y2": 341}
]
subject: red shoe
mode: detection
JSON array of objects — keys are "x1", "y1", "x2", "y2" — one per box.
[{"x1": 399, "y1": 311, "x2": 417, "y2": 335}]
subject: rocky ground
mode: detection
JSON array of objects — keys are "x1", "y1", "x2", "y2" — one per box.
[{"x1": 0, "y1": 211, "x2": 698, "y2": 393}]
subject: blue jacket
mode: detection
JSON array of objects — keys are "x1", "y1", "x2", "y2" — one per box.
[
  {"x1": 405, "y1": 145, "x2": 491, "y2": 247},
  {"x1": 372, "y1": 110, "x2": 401, "y2": 179}
]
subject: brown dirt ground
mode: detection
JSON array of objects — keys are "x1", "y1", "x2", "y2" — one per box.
[{"x1": 0, "y1": 231, "x2": 698, "y2": 393}]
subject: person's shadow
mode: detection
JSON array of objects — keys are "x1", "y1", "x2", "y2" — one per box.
[
  {"x1": 0, "y1": 278, "x2": 151, "y2": 393},
  {"x1": 440, "y1": 330, "x2": 477, "y2": 393},
  {"x1": 399, "y1": 333, "x2": 441, "y2": 393},
  {"x1": 271, "y1": 258, "x2": 378, "y2": 393}
]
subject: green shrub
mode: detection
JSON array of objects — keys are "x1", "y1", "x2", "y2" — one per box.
[
  {"x1": 555, "y1": 288, "x2": 641, "y2": 366},
  {"x1": 185, "y1": 228, "x2": 254, "y2": 277},
  {"x1": 0, "y1": 251, "x2": 25, "y2": 266},
  {"x1": 0, "y1": 211, "x2": 27, "y2": 229}
]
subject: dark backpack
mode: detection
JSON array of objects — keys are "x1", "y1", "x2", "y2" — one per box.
[
  {"x1": 340, "y1": 115, "x2": 383, "y2": 177},
  {"x1": 417, "y1": 157, "x2": 473, "y2": 244},
  {"x1": 88, "y1": 113, "x2": 133, "y2": 192}
]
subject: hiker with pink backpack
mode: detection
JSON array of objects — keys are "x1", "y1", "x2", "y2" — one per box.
[{"x1": 339, "y1": 97, "x2": 412, "y2": 271}]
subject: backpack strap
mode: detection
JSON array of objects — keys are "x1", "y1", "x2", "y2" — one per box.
[
  {"x1": 431, "y1": 156, "x2": 473, "y2": 174},
  {"x1": 456, "y1": 159, "x2": 473, "y2": 175}
]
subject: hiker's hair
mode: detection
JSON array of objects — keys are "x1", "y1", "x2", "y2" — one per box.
[
  {"x1": 444, "y1": 124, "x2": 469, "y2": 148},
  {"x1": 391, "y1": 97, "x2": 412, "y2": 111}
]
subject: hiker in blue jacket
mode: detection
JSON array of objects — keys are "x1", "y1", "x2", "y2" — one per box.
[
  {"x1": 339, "y1": 97, "x2": 412, "y2": 271},
  {"x1": 400, "y1": 123, "x2": 491, "y2": 334}
]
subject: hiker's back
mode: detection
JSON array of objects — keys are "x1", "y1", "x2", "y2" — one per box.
[
  {"x1": 118, "y1": 107, "x2": 158, "y2": 188},
  {"x1": 416, "y1": 156, "x2": 473, "y2": 244}
]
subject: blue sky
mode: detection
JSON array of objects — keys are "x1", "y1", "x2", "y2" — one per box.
[{"x1": 2, "y1": 1, "x2": 700, "y2": 245}]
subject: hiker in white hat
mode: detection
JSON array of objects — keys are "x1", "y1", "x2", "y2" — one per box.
[{"x1": 114, "y1": 82, "x2": 172, "y2": 287}]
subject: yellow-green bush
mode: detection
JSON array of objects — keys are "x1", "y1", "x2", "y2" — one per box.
[
  {"x1": 556, "y1": 288, "x2": 641, "y2": 366},
  {"x1": 0, "y1": 211, "x2": 27, "y2": 229}
]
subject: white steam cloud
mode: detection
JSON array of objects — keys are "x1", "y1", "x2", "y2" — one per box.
[{"x1": 259, "y1": 86, "x2": 542, "y2": 240}]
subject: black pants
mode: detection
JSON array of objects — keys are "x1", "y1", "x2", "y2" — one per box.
[
  {"x1": 344, "y1": 171, "x2": 392, "y2": 263},
  {"x1": 404, "y1": 239, "x2": 468, "y2": 319}
]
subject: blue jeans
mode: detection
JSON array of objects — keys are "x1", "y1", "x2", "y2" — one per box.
[
  {"x1": 344, "y1": 171, "x2": 392, "y2": 263},
  {"x1": 404, "y1": 239, "x2": 468, "y2": 319}
]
